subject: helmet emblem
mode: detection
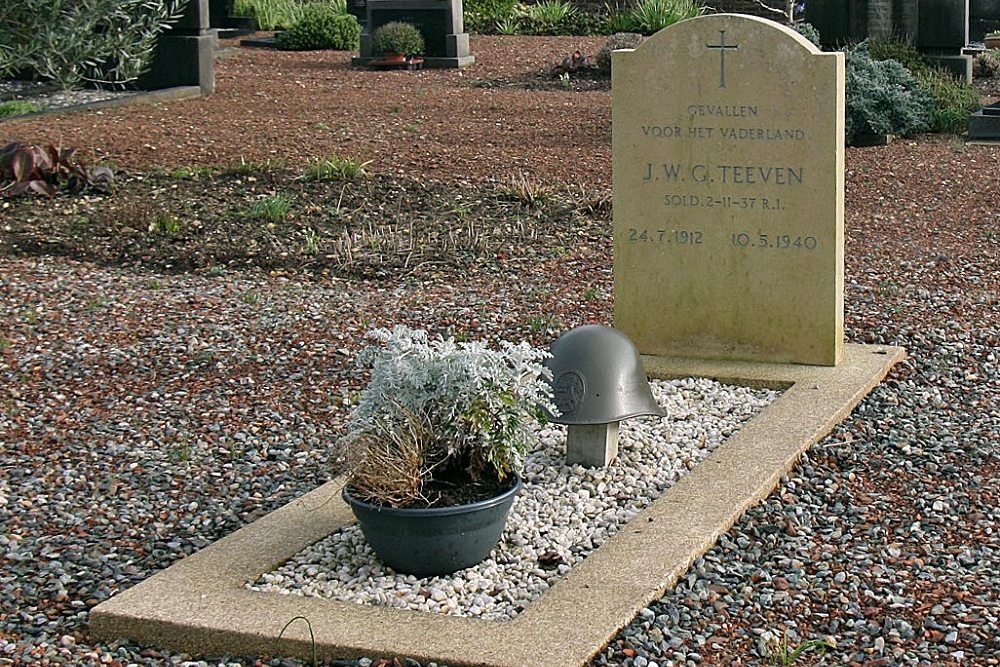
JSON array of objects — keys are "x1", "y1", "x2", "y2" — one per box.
[{"x1": 552, "y1": 369, "x2": 586, "y2": 416}]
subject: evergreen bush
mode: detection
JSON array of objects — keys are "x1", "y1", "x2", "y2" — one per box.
[
  {"x1": 845, "y1": 45, "x2": 933, "y2": 144},
  {"x1": 861, "y1": 38, "x2": 980, "y2": 135},
  {"x1": 372, "y1": 21, "x2": 425, "y2": 57},
  {"x1": 792, "y1": 21, "x2": 821, "y2": 47},
  {"x1": 274, "y1": 2, "x2": 360, "y2": 51},
  {"x1": 0, "y1": 0, "x2": 189, "y2": 89}
]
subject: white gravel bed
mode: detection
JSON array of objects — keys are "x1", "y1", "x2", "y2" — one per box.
[
  {"x1": 0, "y1": 80, "x2": 134, "y2": 113},
  {"x1": 251, "y1": 378, "x2": 777, "y2": 620}
]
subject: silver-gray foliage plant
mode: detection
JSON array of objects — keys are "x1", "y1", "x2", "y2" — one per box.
[
  {"x1": 0, "y1": 0, "x2": 190, "y2": 89},
  {"x1": 347, "y1": 325, "x2": 558, "y2": 480}
]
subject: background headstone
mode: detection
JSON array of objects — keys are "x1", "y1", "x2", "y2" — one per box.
[
  {"x1": 353, "y1": 0, "x2": 473, "y2": 68},
  {"x1": 137, "y1": 0, "x2": 216, "y2": 94},
  {"x1": 612, "y1": 14, "x2": 845, "y2": 366},
  {"x1": 209, "y1": 0, "x2": 258, "y2": 39},
  {"x1": 970, "y1": 0, "x2": 1000, "y2": 40},
  {"x1": 805, "y1": 0, "x2": 971, "y2": 80}
]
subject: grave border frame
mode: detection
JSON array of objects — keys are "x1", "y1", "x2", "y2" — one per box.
[{"x1": 91, "y1": 344, "x2": 904, "y2": 667}]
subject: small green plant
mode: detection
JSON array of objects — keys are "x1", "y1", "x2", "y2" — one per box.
[
  {"x1": 372, "y1": 21, "x2": 425, "y2": 57},
  {"x1": 304, "y1": 228, "x2": 320, "y2": 254},
  {"x1": 495, "y1": 16, "x2": 521, "y2": 34},
  {"x1": 275, "y1": 3, "x2": 360, "y2": 51},
  {"x1": 500, "y1": 172, "x2": 550, "y2": 209},
  {"x1": 527, "y1": 314, "x2": 561, "y2": 332},
  {"x1": 764, "y1": 633, "x2": 834, "y2": 666},
  {"x1": 242, "y1": 290, "x2": 260, "y2": 305},
  {"x1": 145, "y1": 279, "x2": 163, "y2": 289},
  {"x1": 974, "y1": 49, "x2": 1000, "y2": 78},
  {"x1": 84, "y1": 296, "x2": 107, "y2": 311},
  {"x1": 0, "y1": 336, "x2": 11, "y2": 350},
  {"x1": 167, "y1": 164, "x2": 216, "y2": 179},
  {"x1": 248, "y1": 195, "x2": 292, "y2": 222},
  {"x1": 792, "y1": 21, "x2": 821, "y2": 47},
  {"x1": 169, "y1": 440, "x2": 191, "y2": 463},
  {"x1": 299, "y1": 155, "x2": 371, "y2": 181},
  {"x1": 0, "y1": 101, "x2": 40, "y2": 118},
  {"x1": 206, "y1": 266, "x2": 227, "y2": 277},
  {"x1": 148, "y1": 214, "x2": 182, "y2": 235},
  {"x1": 583, "y1": 286, "x2": 600, "y2": 301}
]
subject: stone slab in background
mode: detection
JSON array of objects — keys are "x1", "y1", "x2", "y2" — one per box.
[
  {"x1": 137, "y1": 0, "x2": 216, "y2": 94},
  {"x1": 968, "y1": 101, "x2": 1000, "y2": 138},
  {"x1": 612, "y1": 14, "x2": 845, "y2": 366},
  {"x1": 353, "y1": 0, "x2": 473, "y2": 68}
]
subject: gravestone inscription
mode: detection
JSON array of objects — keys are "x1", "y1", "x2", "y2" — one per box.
[{"x1": 613, "y1": 14, "x2": 845, "y2": 366}]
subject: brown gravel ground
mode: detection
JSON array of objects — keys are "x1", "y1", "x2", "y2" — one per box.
[{"x1": 1, "y1": 34, "x2": 999, "y2": 667}]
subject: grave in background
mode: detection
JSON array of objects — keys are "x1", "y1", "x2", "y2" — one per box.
[
  {"x1": 613, "y1": 14, "x2": 845, "y2": 366},
  {"x1": 352, "y1": 0, "x2": 474, "y2": 68},
  {"x1": 138, "y1": 0, "x2": 216, "y2": 94},
  {"x1": 970, "y1": 0, "x2": 1000, "y2": 40},
  {"x1": 968, "y1": 101, "x2": 1000, "y2": 138},
  {"x1": 805, "y1": 0, "x2": 972, "y2": 81}
]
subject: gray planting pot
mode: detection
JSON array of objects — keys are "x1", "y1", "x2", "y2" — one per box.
[{"x1": 342, "y1": 476, "x2": 522, "y2": 577}]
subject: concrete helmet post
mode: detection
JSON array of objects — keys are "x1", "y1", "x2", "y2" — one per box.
[{"x1": 545, "y1": 325, "x2": 665, "y2": 467}]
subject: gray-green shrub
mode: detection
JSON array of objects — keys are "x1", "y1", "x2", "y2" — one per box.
[
  {"x1": 275, "y1": 2, "x2": 359, "y2": 50},
  {"x1": 0, "y1": 0, "x2": 189, "y2": 88},
  {"x1": 845, "y1": 45, "x2": 933, "y2": 144}
]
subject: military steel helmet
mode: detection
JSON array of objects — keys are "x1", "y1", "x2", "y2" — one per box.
[{"x1": 545, "y1": 325, "x2": 665, "y2": 425}]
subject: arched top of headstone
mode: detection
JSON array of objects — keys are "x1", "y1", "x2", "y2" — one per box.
[
  {"x1": 641, "y1": 13, "x2": 823, "y2": 54},
  {"x1": 617, "y1": 14, "x2": 837, "y2": 94}
]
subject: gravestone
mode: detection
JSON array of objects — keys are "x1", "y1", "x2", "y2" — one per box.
[
  {"x1": 805, "y1": 0, "x2": 971, "y2": 80},
  {"x1": 209, "y1": 0, "x2": 257, "y2": 39},
  {"x1": 806, "y1": 0, "x2": 919, "y2": 46},
  {"x1": 917, "y1": 0, "x2": 972, "y2": 80},
  {"x1": 612, "y1": 14, "x2": 845, "y2": 366},
  {"x1": 968, "y1": 101, "x2": 1000, "y2": 138},
  {"x1": 352, "y1": 0, "x2": 473, "y2": 68},
  {"x1": 970, "y1": 0, "x2": 1000, "y2": 40},
  {"x1": 137, "y1": 0, "x2": 216, "y2": 94}
]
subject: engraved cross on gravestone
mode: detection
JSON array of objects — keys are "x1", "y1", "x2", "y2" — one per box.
[{"x1": 706, "y1": 29, "x2": 739, "y2": 88}]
